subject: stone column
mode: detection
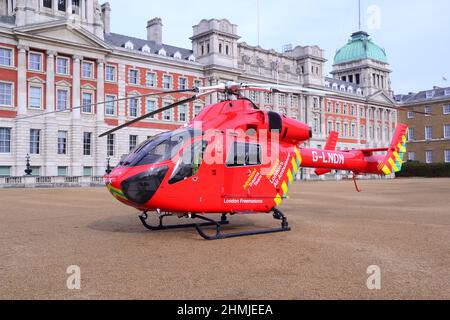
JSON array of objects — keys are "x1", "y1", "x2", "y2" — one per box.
[
  {"x1": 72, "y1": 55, "x2": 82, "y2": 119},
  {"x1": 96, "y1": 59, "x2": 105, "y2": 121},
  {"x1": 320, "y1": 97, "x2": 326, "y2": 137},
  {"x1": 273, "y1": 93, "x2": 279, "y2": 113},
  {"x1": 45, "y1": 50, "x2": 58, "y2": 176},
  {"x1": 95, "y1": 59, "x2": 107, "y2": 176},
  {"x1": 17, "y1": 45, "x2": 28, "y2": 116}
]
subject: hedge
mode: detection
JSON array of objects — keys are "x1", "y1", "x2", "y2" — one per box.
[{"x1": 396, "y1": 162, "x2": 450, "y2": 178}]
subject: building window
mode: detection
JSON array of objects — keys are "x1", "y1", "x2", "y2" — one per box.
[
  {"x1": 57, "y1": 131, "x2": 67, "y2": 155},
  {"x1": 0, "y1": 127, "x2": 11, "y2": 153},
  {"x1": 408, "y1": 128, "x2": 415, "y2": 141},
  {"x1": 335, "y1": 103, "x2": 340, "y2": 114},
  {"x1": 29, "y1": 52, "x2": 42, "y2": 71},
  {"x1": 343, "y1": 123, "x2": 349, "y2": 137},
  {"x1": 72, "y1": 0, "x2": 80, "y2": 14},
  {"x1": 58, "y1": 166, "x2": 68, "y2": 177},
  {"x1": 178, "y1": 104, "x2": 187, "y2": 122},
  {"x1": 408, "y1": 152, "x2": 415, "y2": 161},
  {"x1": 0, "y1": 82, "x2": 13, "y2": 106},
  {"x1": 444, "y1": 124, "x2": 450, "y2": 139},
  {"x1": 426, "y1": 151, "x2": 433, "y2": 164},
  {"x1": 0, "y1": 166, "x2": 11, "y2": 177},
  {"x1": 82, "y1": 92, "x2": 93, "y2": 113},
  {"x1": 178, "y1": 77, "x2": 187, "y2": 90},
  {"x1": 194, "y1": 105, "x2": 202, "y2": 117},
  {"x1": 444, "y1": 105, "x2": 450, "y2": 115},
  {"x1": 83, "y1": 132, "x2": 92, "y2": 156},
  {"x1": 105, "y1": 65, "x2": 116, "y2": 82},
  {"x1": 107, "y1": 134, "x2": 115, "y2": 156},
  {"x1": 407, "y1": 111, "x2": 414, "y2": 119},
  {"x1": 360, "y1": 125, "x2": 365, "y2": 139},
  {"x1": 58, "y1": 0, "x2": 66, "y2": 11},
  {"x1": 146, "y1": 99, "x2": 156, "y2": 118},
  {"x1": 194, "y1": 80, "x2": 202, "y2": 88},
  {"x1": 163, "y1": 102, "x2": 172, "y2": 121},
  {"x1": 129, "y1": 135, "x2": 138, "y2": 151},
  {"x1": 56, "y1": 88, "x2": 69, "y2": 111},
  {"x1": 424, "y1": 106, "x2": 432, "y2": 116},
  {"x1": 83, "y1": 167, "x2": 93, "y2": 177},
  {"x1": 425, "y1": 126, "x2": 433, "y2": 140},
  {"x1": 129, "y1": 97, "x2": 139, "y2": 117},
  {"x1": 336, "y1": 122, "x2": 341, "y2": 135},
  {"x1": 30, "y1": 129, "x2": 40, "y2": 155},
  {"x1": 445, "y1": 150, "x2": 450, "y2": 163},
  {"x1": 146, "y1": 72, "x2": 156, "y2": 87},
  {"x1": 0, "y1": 47, "x2": 13, "y2": 67},
  {"x1": 327, "y1": 121, "x2": 333, "y2": 134},
  {"x1": 29, "y1": 85, "x2": 42, "y2": 109},
  {"x1": 82, "y1": 61, "x2": 94, "y2": 79},
  {"x1": 163, "y1": 75, "x2": 172, "y2": 89},
  {"x1": 351, "y1": 123, "x2": 356, "y2": 137},
  {"x1": 56, "y1": 57, "x2": 69, "y2": 75},
  {"x1": 105, "y1": 95, "x2": 116, "y2": 116},
  {"x1": 129, "y1": 69, "x2": 139, "y2": 85},
  {"x1": 43, "y1": 0, "x2": 52, "y2": 9}
]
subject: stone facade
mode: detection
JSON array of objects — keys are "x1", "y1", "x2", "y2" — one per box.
[
  {"x1": 397, "y1": 87, "x2": 450, "y2": 164},
  {"x1": 0, "y1": 1, "x2": 399, "y2": 179}
]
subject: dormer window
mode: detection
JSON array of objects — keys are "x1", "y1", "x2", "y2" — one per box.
[
  {"x1": 445, "y1": 89, "x2": 450, "y2": 96},
  {"x1": 58, "y1": 0, "x2": 66, "y2": 11},
  {"x1": 43, "y1": 0, "x2": 52, "y2": 8},
  {"x1": 332, "y1": 83, "x2": 338, "y2": 90},
  {"x1": 173, "y1": 51, "x2": 182, "y2": 59},
  {"x1": 340, "y1": 85, "x2": 346, "y2": 92},
  {"x1": 356, "y1": 88, "x2": 362, "y2": 95},
  {"x1": 141, "y1": 45, "x2": 151, "y2": 53},
  {"x1": 426, "y1": 90, "x2": 435, "y2": 99},
  {"x1": 347, "y1": 86, "x2": 354, "y2": 93},
  {"x1": 188, "y1": 54, "x2": 196, "y2": 62},
  {"x1": 124, "y1": 41, "x2": 134, "y2": 50},
  {"x1": 158, "y1": 48, "x2": 167, "y2": 56}
]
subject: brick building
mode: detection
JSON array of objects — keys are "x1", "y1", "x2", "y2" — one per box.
[
  {"x1": 0, "y1": 0, "x2": 399, "y2": 179},
  {"x1": 396, "y1": 87, "x2": 450, "y2": 164}
]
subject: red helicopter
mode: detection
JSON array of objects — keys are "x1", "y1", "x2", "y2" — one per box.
[{"x1": 95, "y1": 82, "x2": 410, "y2": 240}]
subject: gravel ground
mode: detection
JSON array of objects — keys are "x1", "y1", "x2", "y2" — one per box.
[{"x1": 0, "y1": 178, "x2": 449, "y2": 300}]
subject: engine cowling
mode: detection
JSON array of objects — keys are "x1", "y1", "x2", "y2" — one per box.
[{"x1": 267, "y1": 111, "x2": 311, "y2": 143}]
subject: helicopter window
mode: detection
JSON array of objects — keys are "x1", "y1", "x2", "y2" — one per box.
[
  {"x1": 120, "y1": 129, "x2": 200, "y2": 167},
  {"x1": 226, "y1": 142, "x2": 262, "y2": 167},
  {"x1": 169, "y1": 140, "x2": 208, "y2": 184}
]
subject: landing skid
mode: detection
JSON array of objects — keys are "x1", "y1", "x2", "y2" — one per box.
[
  {"x1": 138, "y1": 209, "x2": 291, "y2": 240},
  {"x1": 138, "y1": 212, "x2": 229, "y2": 231}
]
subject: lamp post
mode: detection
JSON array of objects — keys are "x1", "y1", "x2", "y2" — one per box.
[
  {"x1": 24, "y1": 154, "x2": 33, "y2": 176},
  {"x1": 105, "y1": 156, "x2": 112, "y2": 175}
]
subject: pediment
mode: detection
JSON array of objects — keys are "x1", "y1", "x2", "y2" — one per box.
[
  {"x1": 14, "y1": 21, "x2": 112, "y2": 51},
  {"x1": 367, "y1": 90, "x2": 395, "y2": 105}
]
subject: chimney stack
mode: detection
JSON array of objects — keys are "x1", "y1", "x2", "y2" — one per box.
[
  {"x1": 147, "y1": 18, "x2": 163, "y2": 43},
  {"x1": 101, "y1": 2, "x2": 112, "y2": 34}
]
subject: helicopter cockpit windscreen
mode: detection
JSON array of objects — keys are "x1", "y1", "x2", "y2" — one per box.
[{"x1": 120, "y1": 129, "x2": 201, "y2": 168}]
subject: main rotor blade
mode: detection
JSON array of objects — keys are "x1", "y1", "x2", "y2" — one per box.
[
  {"x1": 15, "y1": 89, "x2": 196, "y2": 121},
  {"x1": 98, "y1": 96, "x2": 197, "y2": 138}
]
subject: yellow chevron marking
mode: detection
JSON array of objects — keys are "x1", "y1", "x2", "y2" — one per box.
[
  {"x1": 388, "y1": 158, "x2": 399, "y2": 172},
  {"x1": 274, "y1": 194, "x2": 283, "y2": 207},
  {"x1": 398, "y1": 142, "x2": 406, "y2": 153},
  {"x1": 402, "y1": 135, "x2": 407, "y2": 144},
  {"x1": 382, "y1": 165, "x2": 392, "y2": 175},
  {"x1": 287, "y1": 169, "x2": 294, "y2": 184},
  {"x1": 294, "y1": 147, "x2": 302, "y2": 164},
  {"x1": 291, "y1": 157, "x2": 298, "y2": 174},
  {"x1": 393, "y1": 151, "x2": 403, "y2": 165},
  {"x1": 281, "y1": 181, "x2": 289, "y2": 195}
]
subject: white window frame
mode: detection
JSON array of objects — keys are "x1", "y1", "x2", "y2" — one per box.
[
  {"x1": 408, "y1": 128, "x2": 415, "y2": 141},
  {"x1": 146, "y1": 72, "x2": 156, "y2": 88},
  {"x1": 83, "y1": 132, "x2": 93, "y2": 156},
  {"x1": 128, "y1": 68, "x2": 139, "y2": 85},
  {"x1": 129, "y1": 135, "x2": 138, "y2": 152},
  {"x1": 443, "y1": 105, "x2": 450, "y2": 115},
  {"x1": 105, "y1": 94, "x2": 117, "y2": 117},
  {"x1": 163, "y1": 75, "x2": 172, "y2": 90},
  {"x1": 0, "y1": 81, "x2": 14, "y2": 107},
  {"x1": 81, "y1": 90, "x2": 94, "y2": 114},
  {"x1": 30, "y1": 129, "x2": 41, "y2": 155},
  {"x1": 28, "y1": 83, "x2": 43, "y2": 109},
  {"x1": 425, "y1": 151, "x2": 433, "y2": 164},
  {"x1": 425, "y1": 126, "x2": 433, "y2": 140},
  {"x1": 178, "y1": 104, "x2": 188, "y2": 122},
  {"x1": 81, "y1": 60, "x2": 95, "y2": 79},
  {"x1": 0, "y1": 46, "x2": 14, "y2": 68},
  {"x1": 424, "y1": 106, "x2": 432, "y2": 116},
  {"x1": 162, "y1": 101, "x2": 173, "y2": 121},
  {"x1": 178, "y1": 77, "x2": 187, "y2": 90},
  {"x1": 445, "y1": 150, "x2": 450, "y2": 163},
  {"x1": 444, "y1": 124, "x2": 450, "y2": 139},
  {"x1": 28, "y1": 51, "x2": 43, "y2": 72},
  {"x1": 407, "y1": 111, "x2": 414, "y2": 119},
  {"x1": 194, "y1": 105, "x2": 202, "y2": 117},
  {"x1": 146, "y1": 99, "x2": 157, "y2": 119},
  {"x1": 0, "y1": 127, "x2": 12, "y2": 154},
  {"x1": 57, "y1": 130, "x2": 68, "y2": 155},
  {"x1": 107, "y1": 134, "x2": 115, "y2": 157},
  {"x1": 408, "y1": 152, "x2": 415, "y2": 161},
  {"x1": 56, "y1": 87, "x2": 70, "y2": 112},
  {"x1": 128, "y1": 96, "x2": 140, "y2": 118},
  {"x1": 105, "y1": 64, "x2": 117, "y2": 82},
  {"x1": 56, "y1": 56, "x2": 70, "y2": 76}
]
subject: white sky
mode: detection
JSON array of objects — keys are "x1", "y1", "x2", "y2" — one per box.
[{"x1": 106, "y1": 0, "x2": 450, "y2": 94}]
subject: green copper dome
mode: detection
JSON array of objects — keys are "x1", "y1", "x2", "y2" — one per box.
[{"x1": 333, "y1": 31, "x2": 388, "y2": 65}]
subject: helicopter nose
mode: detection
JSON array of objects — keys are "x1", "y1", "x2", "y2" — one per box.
[{"x1": 106, "y1": 181, "x2": 128, "y2": 202}]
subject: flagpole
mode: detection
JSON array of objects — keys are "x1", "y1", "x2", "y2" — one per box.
[{"x1": 257, "y1": 0, "x2": 260, "y2": 46}]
